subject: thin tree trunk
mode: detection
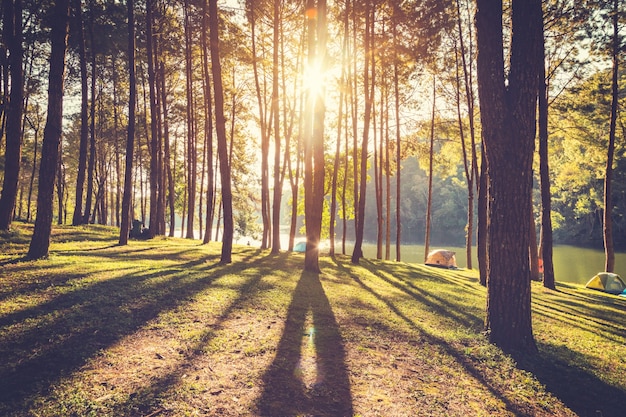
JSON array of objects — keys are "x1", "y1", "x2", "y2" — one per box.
[
  {"x1": 271, "y1": 0, "x2": 281, "y2": 254},
  {"x1": 83, "y1": 1, "x2": 96, "y2": 224},
  {"x1": 538, "y1": 19, "x2": 555, "y2": 289},
  {"x1": 352, "y1": 1, "x2": 373, "y2": 264},
  {"x1": 604, "y1": 0, "x2": 618, "y2": 273},
  {"x1": 146, "y1": 0, "x2": 159, "y2": 238},
  {"x1": 26, "y1": 109, "x2": 40, "y2": 222},
  {"x1": 119, "y1": 0, "x2": 135, "y2": 246},
  {"x1": 209, "y1": 0, "x2": 233, "y2": 263},
  {"x1": 72, "y1": 0, "x2": 88, "y2": 226},
  {"x1": 184, "y1": 0, "x2": 196, "y2": 240},
  {"x1": 329, "y1": 18, "x2": 347, "y2": 257},
  {"x1": 201, "y1": 0, "x2": 214, "y2": 244},
  {"x1": 0, "y1": 0, "x2": 23, "y2": 230},
  {"x1": 424, "y1": 76, "x2": 436, "y2": 262},
  {"x1": 392, "y1": 11, "x2": 401, "y2": 262}
]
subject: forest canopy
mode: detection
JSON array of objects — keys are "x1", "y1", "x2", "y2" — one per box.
[{"x1": 0, "y1": 0, "x2": 625, "y2": 259}]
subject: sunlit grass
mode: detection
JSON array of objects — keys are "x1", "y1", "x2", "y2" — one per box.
[{"x1": 0, "y1": 222, "x2": 624, "y2": 416}]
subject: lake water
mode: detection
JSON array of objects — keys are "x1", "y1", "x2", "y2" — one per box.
[
  {"x1": 345, "y1": 242, "x2": 626, "y2": 286},
  {"x1": 224, "y1": 230, "x2": 624, "y2": 286}
]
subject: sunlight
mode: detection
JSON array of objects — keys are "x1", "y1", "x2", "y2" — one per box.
[{"x1": 302, "y1": 59, "x2": 327, "y2": 101}]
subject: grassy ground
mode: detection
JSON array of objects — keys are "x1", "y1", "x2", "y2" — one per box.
[{"x1": 0, "y1": 223, "x2": 625, "y2": 417}]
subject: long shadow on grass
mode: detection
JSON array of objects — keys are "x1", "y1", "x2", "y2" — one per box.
[
  {"x1": 257, "y1": 271, "x2": 353, "y2": 417},
  {"x1": 105, "y1": 252, "x2": 285, "y2": 416},
  {"x1": 358, "y1": 259, "x2": 484, "y2": 331},
  {"x1": 332, "y1": 258, "x2": 531, "y2": 416},
  {"x1": 0, "y1": 249, "x2": 266, "y2": 413},
  {"x1": 513, "y1": 345, "x2": 626, "y2": 417},
  {"x1": 347, "y1": 258, "x2": 626, "y2": 417}
]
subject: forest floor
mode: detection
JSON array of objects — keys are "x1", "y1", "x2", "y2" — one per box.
[{"x1": 0, "y1": 223, "x2": 625, "y2": 417}]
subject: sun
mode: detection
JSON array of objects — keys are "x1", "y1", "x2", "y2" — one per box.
[{"x1": 302, "y1": 58, "x2": 328, "y2": 100}]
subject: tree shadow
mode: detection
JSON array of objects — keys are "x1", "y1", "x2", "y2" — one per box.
[
  {"x1": 0, "y1": 250, "x2": 269, "y2": 412},
  {"x1": 257, "y1": 271, "x2": 353, "y2": 416},
  {"x1": 513, "y1": 345, "x2": 626, "y2": 417}
]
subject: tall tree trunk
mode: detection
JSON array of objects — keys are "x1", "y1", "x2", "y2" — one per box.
[
  {"x1": 329, "y1": 16, "x2": 348, "y2": 257},
  {"x1": 26, "y1": 108, "x2": 40, "y2": 222},
  {"x1": 0, "y1": 0, "x2": 23, "y2": 230},
  {"x1": 304, "y1": 0, "x2": 327, "y2": 272},
  {"x1": 604, "y1": 0, "x2": 618, "y2": 273},
  {"x1": 209, "y1": 0, "x2": 233, "y2": 263},
  {"x1": 72, "y1": 0, "x2": 89, "y2": 226},
  {"x1": 27, "y1": 0, "x2": 70, "y2": 258},
  {"x1": 83, "y1": 1, "x2": 96, "y2": 224},
  {"x1": 478, "y1": 150, "x2": 488, "y2": 285},
  {"x1": 476, "y1": 0, "x2": 542, "y2": 353},
  {"x1": 119, "y1": 0, "x2": 135, "y2": 246},
  {"x1": 352, "y1": 1, "x2": 373, "y2": 264},
  {"x1": 538, "y1": 17, "x2": 555, "y2": 289},
  {"x1": 56, "y1": 142, "x2": 64, "y2": 224},
  {"x1": 392, "y1": 11, "x2": 401, "y2": 262},
  {"x1": 424, "y1": 76, "x2": 436, "y2": 262},
  {"x1": 160, "y1": 61, "x2": 175, "y2": 237},
  {"x1": 112, "y1": 56, "x2": 122, "y2": 227},
  {"x1": 201, "y1": 0, "x2": 214, "y2": 244},
  {"x1": 247, "y1": 1, "x2": 271, "y2": 249},
  {"x1": 455, "y1": 0, "x2": 476, "y2": 269},
  {"x1": 146, "y1": 0, "x2": 160, "y2": 238},
  {"x1": 271, "y1": 0, "x2": 281, "y2": 254},
  {"x1": 184, "y1": 0, "x2": 197, "y2": 239},
  {"x1": 529, "y1": 204, "x2": 540, "y2": 281}
]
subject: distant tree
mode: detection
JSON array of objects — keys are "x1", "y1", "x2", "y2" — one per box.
[
  {"x1": 603, "y1": 0, "x2": 619, "y2": 273},
  {"x1": 119, "y1": 0, "x2": 136, "y2": 246},
  {"x1": 270, "y1": 0, "x2": 281, "y2": 254},
  {"x1": 28, "y1": 0, "x2": 71, "y2": 259},
  {"x1": 201, "y1": 0, "x2": 214, "y2": 244},
  {"x1": 476, "y1": 0, "x2": 542, "y2": 352},
  {"x1": 146, "y1": 0, "x2": 161, "y2": 238},
  {"x1": 209, "y1": 0, "x2": 234, "y2": 263},
  {"x1": 424, "y1": 76, "x2": 436, "y2": 262},
  {"x1": 538, "y1": 16, "x2": 555, "y2": 288},
  {"x1": 72, "y1": 0, "x2": 89, "y2": 226},
  {"x1": 82, "y1": 0, "x2": 97, "y2": 225},
  {"x1": 0, "y1": 0, "x2": 24, "y2": 231},
  {"x1": 352, "y1": 0, "x2": 374, "y2": 265}
]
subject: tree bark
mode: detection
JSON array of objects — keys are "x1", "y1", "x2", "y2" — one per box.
[
  {"x1": 538, "y1": 17, "x2": 555, "y2": 289},
  {"x1": 28, "y1": 0, "x2": 71, "y2": 258},
  {"x1": 424, "y1": 76, "x2": 436, "y2": 262},
  {"x1": 476, "y1": 0, "x2": 541, "y2": 353},
  {"x1": 209, "y1": 0, "x2": 233, "y2": 263},
  {"x1": 352, "y1": 1, "x2": 373, "y2": 265},
  {"x1": 0, "y1": 0, "x2": 23, "y2": 230},
  {"x1": 184, "y1": 0, "x2": 197, "y2": 240},
  {"x1": 201, "y1": 0, "x2": 214, "y2": 244},
  {"x1": 146, "y1": 0, "x2": 160, "y2": 238},
  {"x1": 304, "y1": 0, "x2": 327, "y2": 272},
  {"x1": 271, "y1": 0, "x2": 281, "y2": 254},
  {"x1": 119, "y1": 0, "x2": 136, "y2": 246},
  {"x1": 71, "y1": 0, "x2": 89, "y2": 226},
  {"x1": 604, "y1": 0, "x2": 618, "y2": 273},
  {"x1": 83, "y1": 0, "x2": 97, "y2": 224}
]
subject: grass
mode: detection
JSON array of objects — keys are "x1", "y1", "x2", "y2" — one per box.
[{"x1": 0, "y1": 222, "x2": 625, "y2": 417}]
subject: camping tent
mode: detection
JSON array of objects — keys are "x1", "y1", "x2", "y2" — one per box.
[
  {"x1": 293, "y1": 241, "x2": 306, "y2": 253},
  {"x1": 585, "y1": 272, "x2": 626, "y2": 295},
  {"x1": 425, "y1": 249, "x2": 458, "y2": 269}
]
